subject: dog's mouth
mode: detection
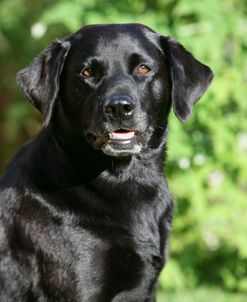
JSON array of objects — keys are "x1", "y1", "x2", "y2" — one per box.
[
  {"x1": 87, "y1": 129, "x2": 144, "y2": 157},
  {"x1": 109, "y1": 129, "x2": 135, "y2": 141}
]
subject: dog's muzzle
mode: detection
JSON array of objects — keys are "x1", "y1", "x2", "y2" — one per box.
[{"x1": 86, "y1": 95, "x2": 146, "y2": 156}]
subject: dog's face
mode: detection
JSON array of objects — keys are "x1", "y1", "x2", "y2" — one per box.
[
  {"x1": 17, "y1": 24, "x2": 213, "y2": 157},
  {"x1": 60, "y1": 24, "x2": 170, "y2": 157}
]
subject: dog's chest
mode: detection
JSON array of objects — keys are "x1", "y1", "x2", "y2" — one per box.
[
  {"x1": 22, "y1": 182, "x2": 167, "y2": 300},
  {"x1": 37, "y1": 206, "x2": 165, "y2": 301}
]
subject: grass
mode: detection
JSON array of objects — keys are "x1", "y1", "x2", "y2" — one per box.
[{"x1": 157, "y1": 288, "x2": 247, "y2": 302}]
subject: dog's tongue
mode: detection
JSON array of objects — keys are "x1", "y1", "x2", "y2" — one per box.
[{"x1": 109, "y1": 130, "x2": 135, "y2": 140}]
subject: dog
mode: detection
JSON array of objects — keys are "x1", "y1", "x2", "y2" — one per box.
[{"x1": 0, "y1": 24, "x2": 213, "y2": 301}]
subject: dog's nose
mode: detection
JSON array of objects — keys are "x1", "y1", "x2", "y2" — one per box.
[{"x1": 104, "y1": 95, "x2": 135, "y2": 119}]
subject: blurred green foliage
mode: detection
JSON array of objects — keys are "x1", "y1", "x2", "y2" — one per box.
[
  {"x1": 157, "y1": 287, "x2": 247, "y2": 302},
  {"x1": 0, "y1": 0, "x2": 247, "y2": 298}
]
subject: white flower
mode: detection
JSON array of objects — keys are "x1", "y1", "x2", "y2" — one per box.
[
  {"x1": 193, "y1": 153, "x2": 206, "y2": 166},
  {"x1": 203, "y1": 231, "x2": 220, "y2": 251},
  {"x1": 178, "y1": 157, "x2": 190, "y2": 170},
  {"x1": 207, "y1": 171, "x2": 224, "y2": 186},
  {"x1": 31, "y1": 22, "x2": 47, "y2": 39},
  {"x1": 237, "y1": 132, "x2": 247, "y2": 153}
]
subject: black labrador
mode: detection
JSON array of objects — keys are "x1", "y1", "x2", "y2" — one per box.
[{"x1": 0, "y1": 24, "x2": 213, "y2": 301}]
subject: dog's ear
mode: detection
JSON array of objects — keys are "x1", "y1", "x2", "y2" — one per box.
[
  {"x1": 17, "y1": 40, "x2": 71, "y2": 127},
  {"x1": 161, "y1": 36, "x2": 213, "y2": 122}
]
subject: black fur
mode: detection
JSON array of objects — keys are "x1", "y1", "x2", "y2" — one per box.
[{"x1": 0, "y1": 24, "x2": 213, "y2": 301}]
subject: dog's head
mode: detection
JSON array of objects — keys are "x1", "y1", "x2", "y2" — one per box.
[{"x1": 17, "y1": 24, "x2": 213, "y2": 157}]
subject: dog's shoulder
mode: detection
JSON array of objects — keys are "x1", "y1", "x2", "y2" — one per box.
[
  {"x1": 0, "y1": 133, "x2": 43, "y2": 187},
  {"x1": 0, "y1": 127, "x2": 61, "y2": 190}
]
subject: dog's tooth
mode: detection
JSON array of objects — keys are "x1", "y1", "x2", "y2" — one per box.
[{"x1": 109, "y1": 131, "x2": 135, "y2": 140}]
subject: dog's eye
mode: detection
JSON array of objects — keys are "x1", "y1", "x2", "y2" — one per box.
[
  {"x1": 137, "y1": 64, "x2": 151, "y2": 75},
  {"x1": 81, "y1": 67, "x2": 93, "y2": 78}
]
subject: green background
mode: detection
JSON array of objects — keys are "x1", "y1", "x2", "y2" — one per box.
[{"x1": 0, "y1": 0, "x2": 247, "y2": 300}]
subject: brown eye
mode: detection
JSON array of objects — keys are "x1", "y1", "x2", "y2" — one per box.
[
  {"x1": 137, "y1": 64, "x2": 151, "y2": 74},
  {"x1": 81, "y1": 67, "x2": 93, "y2": 78}
]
